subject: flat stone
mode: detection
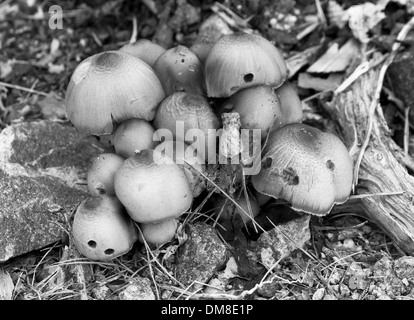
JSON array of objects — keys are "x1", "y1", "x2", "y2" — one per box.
[
  {"x1": 175, "y1": 222, "x2": 228, "y2": 290},
  {"x1": 117, "y1": 277, "x2": 155, "y2": 300},
  {"x1": 255, "y1": 214, "x2": 311, "y2": 268},
  {"x1": 0, "y1": 120, "x2": 103, "y2": 262}
]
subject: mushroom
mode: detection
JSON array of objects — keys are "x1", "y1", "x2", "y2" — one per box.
[
  {"x1": 138, "y1": 218, "x2": 178, "y2": 248},
  {"x1": 205, "y1": 32, "x2": 288, "y2": 97},
  {"x1": 273, "y1": 81, "x2": 303, "y2": 131},
  {"x1": 189, "y1": 36, "x2": 214, "y2": 65},
  {"x1": 152, "y1": 45, "x2": 206, "y2": 96},
  {"x1": 65, "y1": 51, "x2": 165, "y2": 135},
  {"x1": 155, "y1": 140, "x2": 206, "y2": 197},
  {"x1": 72, "y1": 195, "x2": 138, "y2": 261},
  {"x1": 153, "y1": 91, "x2": 220, "y2": 163},
  {"x1": 214, "y1": 194, "x2": 260, "y2": 224},
  {"x1": 113, "y1": 118, "x2": 159, "y2": 158},
  {"x1": 251, "y1": 123, "x2": 353, "y2": 216},
  {"x1": 119, "y1": 39, "x2": 166, "y2": 67},
  {"x1": 218, "y1": 83, "x2": 303, "y2": 140},
  {"x1": 114, "y1": 149, "x2": 193, "y2": 223},
  {"x1": 87, "y1": 153, "x2": 124, "y2": 196}
]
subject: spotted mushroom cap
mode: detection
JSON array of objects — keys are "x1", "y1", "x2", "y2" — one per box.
[
  {"x1": 72, "y1": 195, "x2": 138, "y2": 261},
  {"x1": 114, "y1": 149, "x2": 193, "y2": 223},
  {"x1": 205, "y1": 32, "x2": 288, "y2": 97},
  {"x1": 251, "y1": 123, "x2": 353, "y2": 216},
  {"x1": 65, "y1": 51, "x2": 165, "y2": 135}
]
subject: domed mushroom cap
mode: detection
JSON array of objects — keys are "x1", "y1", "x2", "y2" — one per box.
[
  {"x1": 153, "y1": 91, "x2": 220, "y2": 162},
  {"x1": 114, "y1": 149, "x2": 193, "y2": 223},
  {"x1": 65, "y1": 51, "x2": 165, "y2": 135},
  {"x1": 205, "y1": 32, "x2": 288, "y2": 97},
  {"x1": 72, "y1": 195, "x2": 138, "y2": 261},
  {"x1": 153, "y1": 45, "x2": 206, "y2": 96},
  {"x1": 252, "y1": 123, "x2": 353, "y2": 216},
  {"x1": 155, "y1": 140, "x2": 206, "y2": 197},
  {"x1": 138, "y1": 218, "x2": 178, "y2": 248},
  {"x1": 189, "y1": 36, "x2": 214, "y2": 65},
  {"x1": 113, "y1": 118, "x2": 159, "y2": 158},
  {"x1": 87, "y1": 153, "x2": 124, "y2": 196},
  {"x1": 119, "y1": 39, "x2": 166, "y2": 67},
  {"x1": 273, "y1": 81, "x2": 303, "y2": 130}
]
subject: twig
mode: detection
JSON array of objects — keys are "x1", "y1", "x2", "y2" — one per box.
[
  {"x1": 0, "y1": 81, "x2": 48, "y2": 97},
  {"x1": 130, "y1": 16, "x2": 138, "y2": 44},
  {"x1": 405, "y1": 106, "x2": 411, "y2": 155},
  {"x1": 353, "y1": 16, "x2": 414, "y2": 188},
  {"x1": 348, "y1": 190, "x2": 405, "y2": 199}
]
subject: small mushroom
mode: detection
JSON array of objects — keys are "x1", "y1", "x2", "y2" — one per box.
[
  {"x1": 252, "y1": 123, "x2": 353, "y2": 216},
  {"x1": 72, "y1": 195, "x2": 138, "y2": 261},
  {"x1": 138, "y1": 218, "x2": 178, "y2": 248},
  {"x1": 113, "y1": 118, "x2": 159, "y2": 158},
  {"x1": 189, "y1": 36, "x2": 214, "y2": 65},
  {"x1": 119, "y1": 39, "x2": 166, "y2": 67},
  {"x1": 114, "y1": 149, "x2": 193, "y2": 223},
  {"x1": 87, "y1": 153, "x2": 124, "y2": 196},
  {"x1": 152, "y1": 45, "x2": 206, "y2": 96},
  {"x1": 273, "y1": 81, "x2": 303, "y2": 130},
  {"x1": 214, "y1": 194, "x2": 260, "y2": 224},
  {"x1": 155, "y1": 140, "x2": 206, "y2": 197},
  {"x1": 65, "y1": 51, "x2": 165, "y2": 135},
  {"x1": 153, "y1": 91, "x2": 220, "y2": 163},
  {"x1": 219, "y1": 83, "x2": 303, "y2": 140},
  {"x1": 205, "y1": 32, "x2": 288, "y2": 97}
]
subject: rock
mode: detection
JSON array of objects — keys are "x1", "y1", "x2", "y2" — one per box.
[
  {"x1": 175, "y1": 222, "x2": 228, "y2": 290},
  {"x1": 118, "y1": 277, "x2": 155, "y2": 300},
  {"x1": 394, "y1": 256, "x2": 414, "y2": 284},
  {"x1": 255, "y1": 214, "x2": 311, "y2": 268},
  {"x1": 0, "y1": 120, "x2": 103, "y2": 262}
]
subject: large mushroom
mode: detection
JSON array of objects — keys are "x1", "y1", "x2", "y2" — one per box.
[
  {"x1": 114, "y1": 149, "x2": 193, "y2": 223},
  {"x1": 252, "y1": 123, "x2": 353, "y2": 216},
  {"x1": 65, "y1": 51, "x2": 165, "y2": 135},
  {"x1": 72, "y1": 195, "x2": 137, "y2": 261},
  {"x1": 119, "y1": 39, "x2": 166, "y2": 67},
  {"x1": 205, "y1": 32, "x2": 288, "y2": 98}
]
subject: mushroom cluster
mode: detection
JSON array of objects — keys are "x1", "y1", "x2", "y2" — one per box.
[{"x1": 65, "y1": 31, "x2": 353, "y2": 261}]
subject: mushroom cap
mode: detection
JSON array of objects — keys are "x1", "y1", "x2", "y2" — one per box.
[
  {"x1": 114, "y1": 149, "x2": 193, "y2": 223},
  {"x1": 138, "y1": 218, "x2": 178, "y2": 247},
  {"x1": 72, "y1": 195, "x2": 138, "y2": 261},
  {"x1": 219, "y1": 85, "x2": 282, "y2": 140},
  {"x1": 87, "y1": 153, "x2": 125, "y2": 196},
  {"x1": 214, "y1": 194, "x2": 260, "y2": 223},
  {"x1": 113, "y1": 118, "x2": 159, "y2": 158},
  {"x1": 205, "y1": 32, "x2": 288, "y2": 97},
  {"x1": 153, "y1": 91, "x2": 220, "y2": 162},
  {"x1": 251, "y1": 123, "x2": 353, "y2": 216},
  {"x1": 154, "y1": 140, "x2": 206, "y2": 197},
  {"x1": 119, "y1": 39, "x2": 166, "y2": 67},
  {"x1": 65, "y1": 51, "x2": 165, "y2": 135},
  {"x1": 152, "y1": 45, "x2": 206, "y2": 96},
  {"x1": 189, "y1": 36, "x2": 214, "y2": 65},
  {"x1": 273, "y1": 81, "x2": 303, "y2": 130}
]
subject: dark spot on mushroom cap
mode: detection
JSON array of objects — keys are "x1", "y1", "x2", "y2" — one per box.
[
  {"x1": 83, "y1": 196, "x2": 103, "y2": 210},
  {"x1": 262, "y1": 157, "x2": 273, "y2": 169},
  {"x1": 88, "y1": 240, "x2": 97, "y2": 248},
  {"x1": 94, "y1": 52, "x2": 122, "y2": 70},
  {"x1": 326, "y1": 160, "x2": 335, "y2": 171},
  {"x1": 282, "y1": 167, "x2": 299, "y2": 185},
  {"x1": 181, "y1": 59, "x2": 185, "y2": 63},
  {"x1": 244, "y1": 73, "x2": 254, "y2": 82},
  {"x1": 104, "y1": 248, "x2": 115, "y2": 255}
]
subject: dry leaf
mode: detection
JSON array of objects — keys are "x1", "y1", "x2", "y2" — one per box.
[
  {"x1": 37, "y1": 91, "x2": 66, "y2": 120},
  {"x1": 298, "y1": 72, "x2": 344, "y2": 91},
  {"x1": 0, "y1": 268, "x2": 14, "y2": 300}
]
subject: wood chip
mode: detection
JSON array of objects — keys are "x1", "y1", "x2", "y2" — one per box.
[
  {"x1": 0, "y1": 268, "x2": 14, "y2": 300},
  {"x1": 298, "y1": 72, "x2": 344, "y2": 91}
]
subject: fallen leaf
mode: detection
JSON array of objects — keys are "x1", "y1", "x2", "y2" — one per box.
[
  {"x1": 37, "y1": 91, "x2": 66, "y2": 120},
  {"x1": 298, "y1": 72, "x2": 344, "y2": 91},
  {"x1": 0, "y1": 268, "x2": 14, "y2": 300}
]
